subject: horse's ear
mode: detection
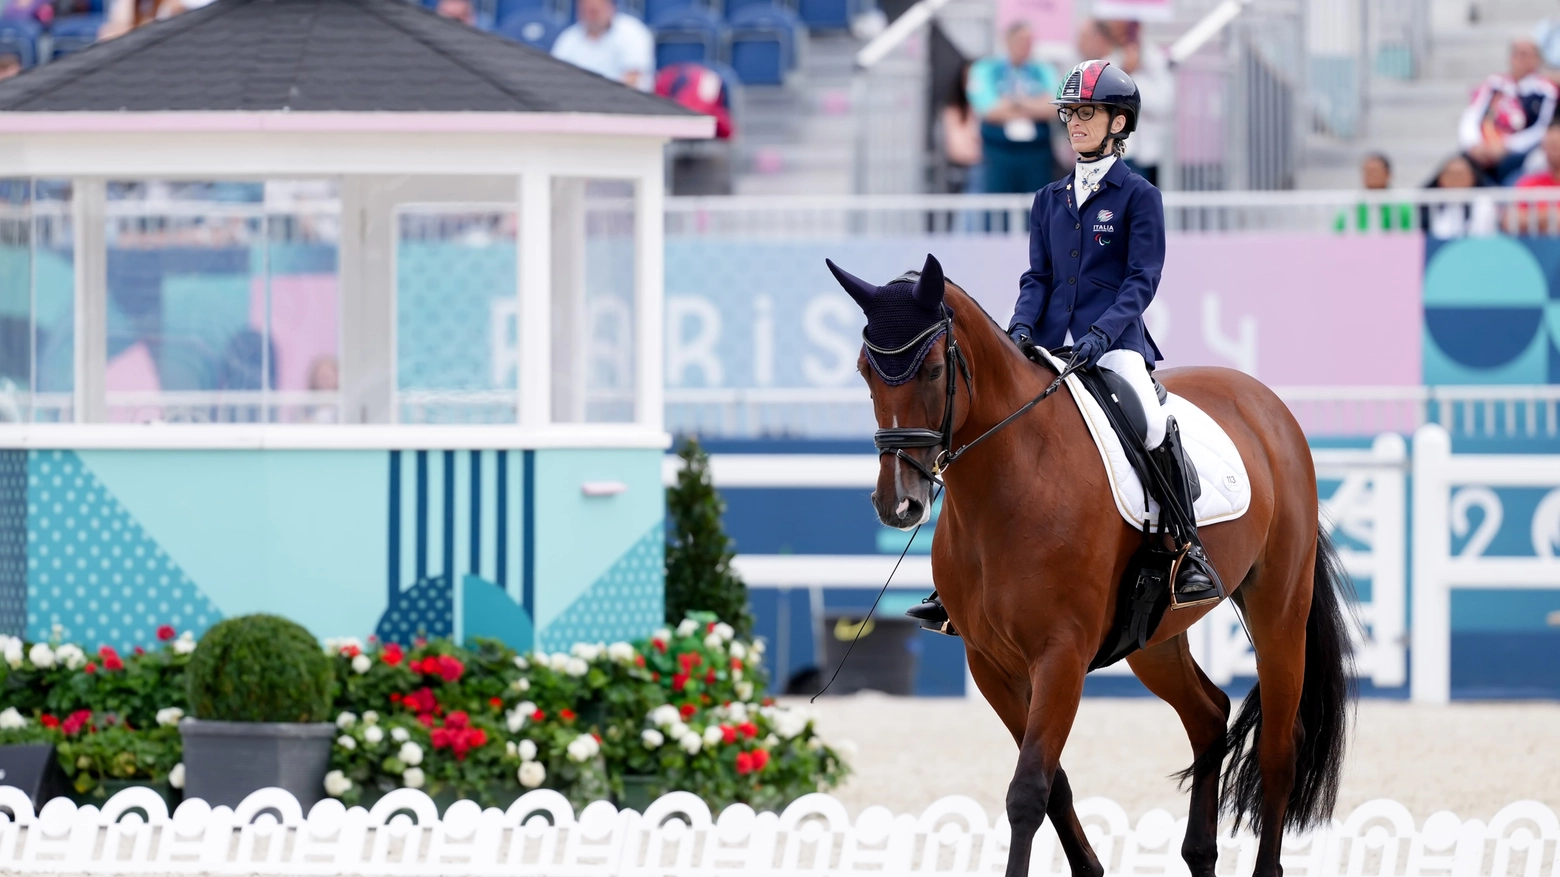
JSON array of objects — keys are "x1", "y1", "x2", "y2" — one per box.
[
  {"x1": 826, "y1": 259, "x2": 877, "y2": 311},
  {"x1": 911, "y1": 253, "x2": 945, "y2": 310}
]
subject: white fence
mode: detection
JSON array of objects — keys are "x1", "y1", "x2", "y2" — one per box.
[
  {"x1": 1410, "y1": 424, "x2": 1560, "y2": 704},
  {"x1": 2, "y1": 785, "x2": 1558, "y2": 876}
]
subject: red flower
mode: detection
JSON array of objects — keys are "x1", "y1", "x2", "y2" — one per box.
[
  {"x1": 382, "y1": 643, "x2": 404, "y2": 666},
  {"x1": 436, "y1": 655, "x2": 464, "y2": 682},
  {"x1": 404, "y1": 688, "x2": 438, "y2": 715},
  {"x1": 679, "y1": 703, "x2": 697, "y2": 719},
  {"x1": 731, "y1": 658, "x2": 744, "y2": 671},
  {"x1": 62, "y1": 710, "x2": 92, "y2": 736},
  {"x1": 488, "y1": 697, "x2": 503, "y2": 709},
  {"x1": 133, "y1": 646, "x2": 145, "y2": 655},
  {"x1": 431, "y1": 727, "x2": 453, "y2": 749},
  {"x1": 417, "y1": 713, "x2": 436, "y2": 727},
  {"x1": 156, "y1": 625, "x2": 176, "y2": 641},
  {"x1": 452, "y1": 737, "x2": 471, "y2": 759},
  {"x1": 677, "y1": 651, "x2": 702, "y2": 672},
  {"x1": 531, "y1": 709, "x2": 546, "y2": 722},
  {"x1": 39, "y1": 714, "x2": 59, "y2": 729},
  {"x1": 705, "y1": 669, "x2": 717, "y2": 684},
  {"x1": 707, "y1": 621, "x2": 718, "y2": 633},
  {"x1": 591, "y1": 732, "x2": 601, "y2": 744},
  {"x1": 751, "y1": 749, "x2": 770, "y2": 771},
  {"x1": 651, "y1": 671, "x2": 661, "y2": 681},
  {"x1": 762, "y1": 697, "x2": 775, "y2": 707},
  {"x1": 389, "y1": 692, "x2": 403, "y2": 703},
  {"x1": 720, "y1": 725, "x2": 737, "y2": 745},
  {"x1": 672, "y1": 672, "x2": 688, "y2": 692},
  {"x1": 738, "y1": 721, "x2": 758, "y2": 739},
  {"x1": 342, "y1": 644, "x2": 361, "y2": 658},
  {"x1": 735, "y1": 751, "x2": 755, "y2": 775},
  {"x1": 84, "y1": 662, "x2": 97, "y2": 674},
  {"x1": 635, "y1": 654, "x2": 646, "y2": 667},
  {"x1": 653, "y1": 640, "x2": 667, "y2": 653},
  {"x1": 560, "y1": 708, "x2": 577, "y2": 722},
  {"x1": 445, "y1": 710, "x2": 469, "y2": 729},
  {"x1": 470, "y1": 728, "x2": 488, "y2": 747},
  {"x1": 98, "y1": 645, "x2": 117, "y2": 658},
  {"x1": 103, "y1": 654, "x2": 124, "y2": 672}
]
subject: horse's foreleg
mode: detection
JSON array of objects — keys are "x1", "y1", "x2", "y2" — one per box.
[
  {"x1": 1003, "y1": 654, "x2": 1087, "y2": 877},
  {"x1": 1126, "y1": 633, "x2": 1232, "y2": 877}
]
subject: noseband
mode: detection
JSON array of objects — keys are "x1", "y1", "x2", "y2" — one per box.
[{"x1": 868, "y1": 317, "x2": 1085, "y2": 486}]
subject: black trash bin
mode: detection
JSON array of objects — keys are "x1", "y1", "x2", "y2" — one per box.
[{"x1": 819, "y1": 615, "x2": 918, "y2": 695}]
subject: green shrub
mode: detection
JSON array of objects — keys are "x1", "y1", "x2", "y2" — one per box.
[
  {"x1": 665, "y1": 438, "x2": 753, "y2": 637},
  {"x1": 186, "y1": 615, "x2": 333, "y2": 723}
]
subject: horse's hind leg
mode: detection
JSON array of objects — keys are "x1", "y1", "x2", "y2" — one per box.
[
  {"x1": 1127, "y1": 632, "x2": 1232, "y2": 877},
  {"x1": 967, "y1": 650, "x2": 1102, "y2": 877}
]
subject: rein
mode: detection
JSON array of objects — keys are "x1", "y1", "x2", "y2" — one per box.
[{"x1": 868, "y1": 318, "x2": 1086, "y2": 486}]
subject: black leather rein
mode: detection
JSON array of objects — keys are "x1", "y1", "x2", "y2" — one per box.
[{"x1": 868, "y1": 319, "x2": 1086, "y2": 486}]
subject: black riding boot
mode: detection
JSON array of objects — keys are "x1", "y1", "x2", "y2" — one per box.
[
  {"x1": 1153, "y1": 417, "x2": 1222, "y2": 607},
  {"x1": 905, "y1": 592, "x2": 957, "y2": 635}
]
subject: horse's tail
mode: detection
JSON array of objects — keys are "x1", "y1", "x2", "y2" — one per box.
[{"x1": 1215, "y1": 525, "x2": 1356, "y2": 834}]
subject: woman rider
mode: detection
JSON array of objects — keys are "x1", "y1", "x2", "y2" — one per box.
[{"x1": 908, "y1": 60, "x2": 1217, "y2": 632}]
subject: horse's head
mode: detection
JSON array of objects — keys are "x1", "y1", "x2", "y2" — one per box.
[{"x1": 827, "y1": 253, "x2": 963, "y2": 530}]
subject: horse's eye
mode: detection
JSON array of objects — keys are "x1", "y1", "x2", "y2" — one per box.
[{"x1": 926, "y1": 365, "x2": 944, "y2": 380}]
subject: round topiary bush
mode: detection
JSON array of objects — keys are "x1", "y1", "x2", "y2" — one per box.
[{"x1": 186, "y1": 614, "x2": 333, "y2": 723}]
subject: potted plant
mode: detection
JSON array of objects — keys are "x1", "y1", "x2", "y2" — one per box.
[{"x1": 180, "y1": 614, "x2": 336, "y2": 808}]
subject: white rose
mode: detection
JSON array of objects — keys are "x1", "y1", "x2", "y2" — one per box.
[
  {"x1": 566, "y1": 733, "x2": 599, "y2": 763},
  {"x1": 676, "y1": 619, "x2": 698, "y2": 638},
  {"x1": 518, "y1": 761, "x2": 546, "y2": 788},
  {"x1": 351, "y1": 654, "x2": 372, "y2": 675},
  {"x1": 391, "y1": 727, "x2": 410, "y2": 743},
  {"x1": 0, "y1": 707, "x2": 26, "y2": 729},
  {"x1": 174, "y1": 632, "x2": 196, "y2": 655},
  {"x1": 703, "y1": 633, "x2": 723, "y2": 650},
  {"x1": 570, "y1": 643, "x2": 601, "y2": 661},
  {"x1": 774, "y1": 710, "x2": 808, "y2": 739},
  {"x1": 607, "y1": 642, "x2": 636, "y2": 664},
  {"x1": 641, "y1": 728, "x2": 664, "y2": 749},
  {"x1": 519, "y1": 739, "x2": 538, "y2": 761},
  {"x1": 402, "y1": 767, "x2": 425, "y2": 789},
  {"x1": 736, "y1": 681, "x2": 754, "y2": 701},
  {"x1": 548, "y1": 652, "x2": 570, "y2": 672},
  {"x1": 363, "y1": 710, "x2": 380, "y2": 725},
  {"x1": 714, "y1": 622, "x2": 735, "y2": 642},
  {"x1": 649, "y1": 704, "x2": 679, "y2": 728},
  {"x1": 505, "y1": 740, "x2": 517, "y2": 757},
  {"x1": 155, "y1": 707, "x2": 184, "y2": 727},
  {"x1": 28, "y1": 642, "x2": 55, "y2": 669},
  {"x1": 513, "y1": 655, "x2": 529, "y2": 670},
  {"x1": 3, "y1": 640, "x2": 22, "y2": 669},
  {"x1": 55, "y1": 644, "x2": 86, "y2": 670},
  {"x1": 511, "y1": 677, "x2": 531, "y2": 692},
  {"x1": 725, "y1": 702, "x2": 748, "y2": 722},
  {"x1": 679, "y1": 732, "x2": 702, "y2": 755},
  {"x1": 765, "y1": 733, "x2": 780, "y2": 748},
  {"x1": 323, "y1": 769, "x2": 352, "y2": 798},
  {"x1": 168, "y1": 762, "x2": 185, "y2": 789},
  {"x1": 506, "y1": 710, "x2": 526, "y2": 734},
  {"x1": 729, "y1": 642, "x2": 747, "y2": 660},
  {"x1": 336, "y1": 734, "x2": 357, "y2": 751},
  {"x1": 363, "y1": 725, "x2": 384, "y2": 745},
  {"x1": 399, "y1": 741, "x2": 424, "y2": 766},
  {"x1": 750, "y1": 639, "x2": 765, "y2": 656},
  {"x1": 335, "y1": 712, "x2": 357, "y2": 729},
  {"x1": 702, "y1": 725, "x2": 723, "y2": 746},
  {"x1": 564, "y1": 657, "x2": 589, "y2": 677},
  {"x1": 733, "y1": 668, "x2": 744, "y2": 681},
  {"x1": 517, "y1": 700, "x2": 537, "y2": 716},
  {"x1": 668, "y1": 721, "x2": 689, "y2": 741},
  {"x1": 807, "y1": 737, "x2": 824, "y2": 751}
]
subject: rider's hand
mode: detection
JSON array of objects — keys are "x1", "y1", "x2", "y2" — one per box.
[
  {"x1": 1073, "y1": 327, "x2": 1110, "y2": 369},
  {"x1": 1008, "y1": 324, "x2": 1033, "y2": 347}
]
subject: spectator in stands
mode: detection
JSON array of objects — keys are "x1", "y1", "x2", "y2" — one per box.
[
  {"x1": 967, "y1": 21, "x2": 1059, "y2": 194},
  {"x1": 1335, "y1": 152, "x2": 1413, "y2": 232},
  {"x1": 0, "y1": 51, "x2": 21, "y2": 82},
  {"x1": 1458, "y1": 38, "x2": 1557, "y2": 184},
  {"x1": 941, "y1": 61, "x2": 982, "y2": 193},
  {"x1": 1422, "y1": 155, "x2": 1497, "y2": 239},
  {"x1": 0, "y1": 0, "x2": 52, "y2": 26},
  {"x1": 100, "y1": 0, "x2": 217, "y2": 40},
  {"x1": 1102, "y1": 20, "x2": 1172, "y2": 187},
  {"x1": 552, "y1": 0, "x2": 655, "y2": 92},
  {"x1": 1506, "y1": 120, "x2": 1560, "y2": 233},
  {"x1": 435, "y1": 0, "x2": 475, "y2": 26}
]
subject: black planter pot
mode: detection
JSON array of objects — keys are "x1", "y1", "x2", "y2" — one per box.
[{"x1": 179, "y1": 719, "x2": 335, "y2": 809}]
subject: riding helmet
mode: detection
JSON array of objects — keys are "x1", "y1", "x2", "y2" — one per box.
[{"x1": 1053, "y1": 59, "x2": 1141, "y2": 139}]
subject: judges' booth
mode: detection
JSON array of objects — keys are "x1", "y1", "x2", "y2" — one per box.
[{"x1": 0, "y1": 0, "x2": 712, "y2": 653}]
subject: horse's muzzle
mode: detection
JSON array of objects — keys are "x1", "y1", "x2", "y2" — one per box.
[{"x1": 872, "y1": 452, "x2": 934, "y2": 530}]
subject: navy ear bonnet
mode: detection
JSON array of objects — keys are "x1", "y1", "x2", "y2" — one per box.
[{"x1": 826, "y1": 254, "x2": 949, "y2": 386}]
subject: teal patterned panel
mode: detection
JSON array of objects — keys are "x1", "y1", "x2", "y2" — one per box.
[{"x1": 539, "y1": 522, "x2": 664, "y2": 651}]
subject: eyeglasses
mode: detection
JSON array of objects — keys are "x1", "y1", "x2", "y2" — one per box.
[{"x1": 1057, "y1": 106, "x2": 1101, "y2": 122}]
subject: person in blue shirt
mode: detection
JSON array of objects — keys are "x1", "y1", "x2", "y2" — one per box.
[
  {"x1": 965, "y1": 22, "x2": 1060, "y2": 194},
  {"x1": 907, "y1": 60, "x2": 1217, "y2": 633}
]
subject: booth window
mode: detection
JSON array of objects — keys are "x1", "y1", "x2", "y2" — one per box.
[
  {"x1": 99, "y1": 180, "x2": 341, "y2": 424},
  {"x1": 550, "y1": 178, "x2": 638, "y2": 425},
  {"x1": 0, "y1": 180, "x2": 73, "y2": 423},
  {"x1": 395, "y1": 208, "x2": 520, "y2": 424}
]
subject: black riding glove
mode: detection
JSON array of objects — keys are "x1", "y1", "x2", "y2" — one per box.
[
  {"x1": 1008, "y1": 323, "x2": 1032, "y2": 347},
  {"x1": 1072, "y1": 327, "x2": 1110, "y2": 369}
]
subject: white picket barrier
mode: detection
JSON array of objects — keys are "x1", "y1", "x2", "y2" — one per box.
[
  {"x1": 1, "y1": 786, "x2": 1555, "y2": 876},
  {"x1": 1410, "y1": 423, "x2": 1560, "y2": 704}
]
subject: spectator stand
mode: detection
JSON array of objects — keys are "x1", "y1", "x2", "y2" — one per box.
[
  {"x1": 48, "y1": 14, "x2": 102, "y2": 58},
  {"x1": 651, "y1": 4, "x2": 725, "y2": 68},
  {"x1": 0, "y1": 19, "x2": 40, "y2": 69},
  {"x1": 726, "y1": 2, "x2": 804, "y2": 86}
]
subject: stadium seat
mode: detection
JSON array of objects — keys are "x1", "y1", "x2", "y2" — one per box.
[
  {"x1": 727, "y1": 4, "x2": 798, "y2": 85},
  {"x1": 50, "y1": 15, "x2": 102, "y2": 59},
  {"x1": 652, "y1": 6, "x2": 725, "y2": 69},
  {"x1": 0, "y1": 19, "x2": 40, "y2": 68},
  {"x1": 643, "y1": 0, "x2": 709, "y2": 26},
  {"x1": 796, "y1": 0, "x2": 850, "y2": 30},
  {"x1": 495, "y1": 9, "x2": 566, "y2": 50},
  {"x1": 724, "y1": 0, "x2": 789, "y2": 21},
  {"x1": 494, "y1": 0, "x2": 550, "y2": 21}
]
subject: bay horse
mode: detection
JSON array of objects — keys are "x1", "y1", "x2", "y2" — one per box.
[{"x1": 829, "y1": 255, "x2": 1353, "y2": 877}]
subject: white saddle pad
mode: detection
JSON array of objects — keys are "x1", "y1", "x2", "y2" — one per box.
[{"x1": 1038, "y1": 350, "x2": 1252, "y2": 530}]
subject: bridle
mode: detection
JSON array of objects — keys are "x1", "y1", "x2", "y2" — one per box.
[{"x1": 866, "y1": 314, "x2": 1086, "y2": 486}]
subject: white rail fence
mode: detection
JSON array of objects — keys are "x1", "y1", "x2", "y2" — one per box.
[
  {"x1": 2, "y1": 785, "x2": 1557, "y2": 876},
  {"x1": 1410, "y1": 424, "x2": 1560, "y2": 704}
]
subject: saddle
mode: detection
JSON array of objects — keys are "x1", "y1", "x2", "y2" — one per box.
[{"x1": 1032, "y1": 346, "x2": 1206, "y2": 671}]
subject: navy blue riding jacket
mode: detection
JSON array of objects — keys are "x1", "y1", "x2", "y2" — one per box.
[{"x1": 1010, "y1": 159, "x2": 1165, "y2": 363}]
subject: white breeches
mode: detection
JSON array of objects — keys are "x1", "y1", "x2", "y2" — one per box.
[{"x1": 1097, "y1": 349, "x2": 1166, "y2": 449}]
